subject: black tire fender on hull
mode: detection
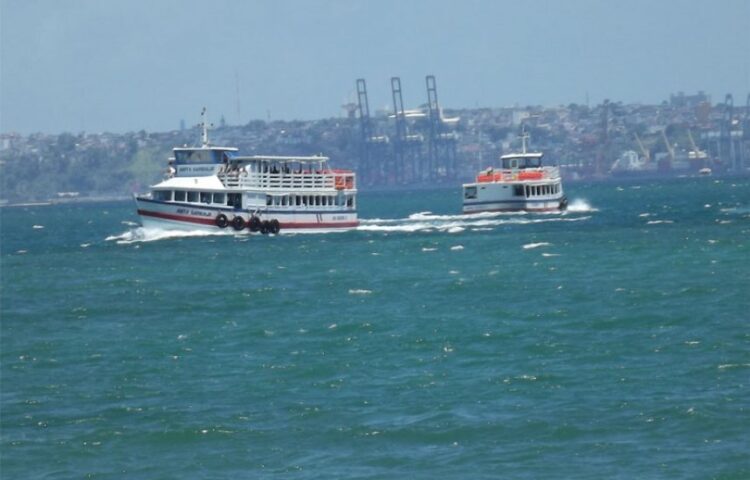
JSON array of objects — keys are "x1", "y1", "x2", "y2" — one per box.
[
  {"x1": 269, "y1": 219, "x2": 280, "y2": 234},
  {"x1": 559, "y1": 196, "x2": 568, "y2": 211},
  {"x1": 260, "y1": 220, "x2": 270, "y2": 234},
  {"x1": 248, "y1": 216, "x2": 262, "y2": 232},
  {"x1": 215, "y1": 213, "x2": 229, "y2": 229},
  {"x1": 231, "y1": 216, "x2": 246, "y2": 231}
]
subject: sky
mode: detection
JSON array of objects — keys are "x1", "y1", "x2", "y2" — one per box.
[{"x1": 1, "y1": 0, "x2": 749, "y2": 135}]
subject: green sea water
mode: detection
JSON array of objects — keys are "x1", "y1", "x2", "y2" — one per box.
[{"x1": 2, "y1": 176, "x2": 749, "y2": 479}]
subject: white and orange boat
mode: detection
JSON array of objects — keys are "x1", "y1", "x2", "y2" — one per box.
[
  {"x1": 135, "y1": 109, "x2": 358, "y2": 233},
  {"x1": 462, "y1": 132, "x2": 567, "y2": 213}
]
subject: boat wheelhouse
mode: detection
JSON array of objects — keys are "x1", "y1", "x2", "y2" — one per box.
[
  {"x1": 462, "y1": 133, "x2": 567, "y2": 213},
  {"x1": 134, "y1": 110, "x2": 358, "y2": 233}
]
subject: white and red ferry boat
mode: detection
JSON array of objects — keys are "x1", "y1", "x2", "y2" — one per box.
[
  {"x1": 135, "y1": 110, "x2": 358, "y2": 233},
  {"x1": 462, "y1": 132, "x2": 567, "y2": 213}
]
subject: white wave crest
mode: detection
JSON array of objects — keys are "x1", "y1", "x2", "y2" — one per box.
[
  {"x1": 523, "y1": 242, "x2": 551, "y2": 249},
  {"x1": 348, "y1": 289, "x2": 372, "y2": 295},
  {"x1": 566, "y1": 198, "x2": 597, "y2": 213},
  {"x1": 357, "y1": 212, "x2": 590, "y2": 234},
  {"x1": 106, "y1": 226, "x2": 229, "y2": 244}
]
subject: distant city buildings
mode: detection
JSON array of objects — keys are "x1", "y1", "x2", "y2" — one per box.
[{"x1": 1, "y1": 91, "x2": 748, "y2": 203}]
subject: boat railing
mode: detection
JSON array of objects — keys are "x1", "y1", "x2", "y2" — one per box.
[
  {"x1": 476, "y1": 166, "x2": 560, "y2": 183},
  {"x1": 220, "y1": 170, "x2": 356, "y2": 190}
]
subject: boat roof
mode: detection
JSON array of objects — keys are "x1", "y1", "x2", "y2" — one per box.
[
  {"x1": 173, "y1": 146, "x2": 239, "y2": 152},
  {"x1": 234, "y1": 155, "x2": 330, "y2": 163},
  {"x1": 500, "y1": 152, "x2": 543, "y2": 160}
]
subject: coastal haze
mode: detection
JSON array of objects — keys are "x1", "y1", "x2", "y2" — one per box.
[{"x1": 1, "y1": 0, "x2": 749, "y2": 134}]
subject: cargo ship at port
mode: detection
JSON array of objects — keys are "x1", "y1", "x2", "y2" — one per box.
[
  {"x1": 134, "y1": 109, "x2": 358, "y2": 233},
  {"x1": 462, "y1": 132, "x2": 567, "y2": 213}
]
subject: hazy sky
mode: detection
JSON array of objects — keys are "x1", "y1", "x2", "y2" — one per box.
[{"x1": 1, "y1": 0, "x2": 749, "y2": 134}]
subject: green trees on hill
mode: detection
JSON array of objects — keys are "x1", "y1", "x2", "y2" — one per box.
[{"x1": 0, "y1": 133, "x2": 162, "y2": 202}]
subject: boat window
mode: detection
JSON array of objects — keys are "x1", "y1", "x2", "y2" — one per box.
[
  {"x1": 187, "y1": 191, "x2": 199, "y2": 202},
  {"x1": 227, "y1": 193, "x2": 241, "y2": 208},
  {"x1": 200, "y1": 192, "x2": 211, "y2": 204},
  {"x1": 213, "y1": 193, "x2": 225, "y2": 204},
  {"x1": 513, "y1": 185, "x2": 524, "y2": 196},
  {"x1": 315, "y1": 196, "x2": 320, "y2": 206},
  {"x1": 174, "y1": 150, "x2": 222, "y2": 165},
  {"x1": 266, "y1": 195, "x2": 272, "y2": 206},
  {"x1": 346, "y1": 196, "x2": 353, "y2": 208},
  {"x1": 464, "y1": 186, "x2": 477, "y2": 199},
  {"x1": 174, "y1": 190, "x2": 186, "y2": 202},
  {"x1": 153, "y1": 190, "x2": 170, "y2": 201}
]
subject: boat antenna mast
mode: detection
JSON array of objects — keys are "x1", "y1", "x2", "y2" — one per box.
[
  {"x1": 520, "y1": 125, "x2": 530, "y2": 154},
  {"x1": 199, "y1": 107, "x2": 213, "y2": 147}
]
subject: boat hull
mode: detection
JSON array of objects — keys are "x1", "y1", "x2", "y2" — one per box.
[
  {"x1": 462, "y1": 182, "x2": 566, "y2": 214},
  {"x1": 135, "y1": 197, "x2": 358, "y2": 232}
]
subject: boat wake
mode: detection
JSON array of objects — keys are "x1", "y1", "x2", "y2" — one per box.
[
  {"x1": 358, "y1": 202, "x2": 593, "y2": 234},
  {"x1": 110, "y1": 198, "x2": 596, "y2": 242},
  {"x1": 106, "y1": 226, "x2": 231, "y2": 244},
  {"x1": 566, "y1": 198, "x2": 597, "y2": 213}
]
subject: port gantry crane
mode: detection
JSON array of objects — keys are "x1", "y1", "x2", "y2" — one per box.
[
  {"x1": 661, "y1": 129, "x2": 676, "y2": 165},
  {"x1": 634, "y1": 131, "x2": 651, "y2": 164}
]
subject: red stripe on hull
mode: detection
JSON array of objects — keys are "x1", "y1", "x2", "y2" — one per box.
[
  {"x1": 138, "y1": 209, "x2": 358, "y2": 229},
  {"x1": 138, "y1": 209, "x2": 216, "y2": 225}
]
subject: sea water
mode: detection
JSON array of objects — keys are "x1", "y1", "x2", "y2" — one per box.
[{"x1": 1, "y1": 176, "x2": 749, "y2": 479}]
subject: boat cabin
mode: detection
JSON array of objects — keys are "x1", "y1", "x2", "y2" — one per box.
[
  {"x1": 500, "y1": 153, "x2": 544, "y2": 170},
  {"x1": 172, "y1": 146, "x2": 239, "y2": 177},
  {"x1": 173, "y1": 147, "x2": 237, "y2": 165}
]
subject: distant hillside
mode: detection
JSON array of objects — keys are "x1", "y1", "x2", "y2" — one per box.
[{"x1": 1, "y1": 99, "x2": 745, "y2": 203}]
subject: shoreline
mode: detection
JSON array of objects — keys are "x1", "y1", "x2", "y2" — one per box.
[
  {"x1": 2, "y1": 171, "x2": 748, "y2": 208},
  {"x1": 0, "y1": 195, "x2": 132, "y2": 208}
]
